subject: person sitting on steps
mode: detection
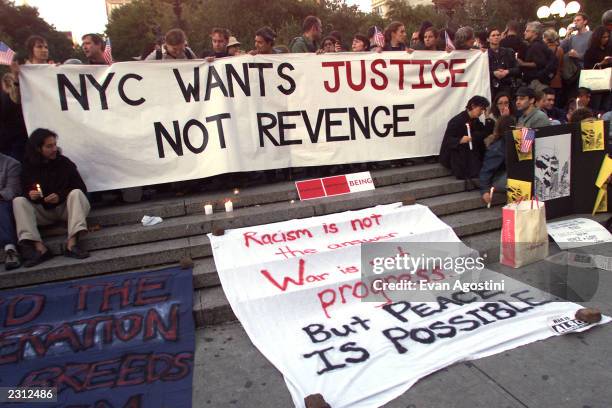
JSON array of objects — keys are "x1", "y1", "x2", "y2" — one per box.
[{"x1": 12, "y1": 128, "x2": 91, "y2": 267}]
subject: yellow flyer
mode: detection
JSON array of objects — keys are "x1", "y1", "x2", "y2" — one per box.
[
  {"x1": 595, "y1": 155, "x2": 612, "y2": 189},
  {"x1": 507, "y1": 179, "x2": 532, "y2": 203},
  {"x1": 512, "y1": 129, "x2": 532, "y2": 161},
  {"x1": 581, "y1": 120, "x2": 605, "y2": 152},
  {"x1": 592, "y1": 188, "x2": 608, "y2": 215}
]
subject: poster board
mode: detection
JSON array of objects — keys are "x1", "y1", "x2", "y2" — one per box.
[{"x1": 506, "y1": 121, "x2": 610, "y2": 219}]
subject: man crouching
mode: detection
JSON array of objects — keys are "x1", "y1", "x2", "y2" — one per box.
[{"x1": 13, "y1": 128, "x2": 90, "y2": 267}]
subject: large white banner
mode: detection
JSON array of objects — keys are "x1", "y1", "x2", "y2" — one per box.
[
  {"x1": 209, "y1": 203, "x2": 610, "y2": 408},
  {"x1": 20, "y1": 51, "x2": 490, "y2": 191}
]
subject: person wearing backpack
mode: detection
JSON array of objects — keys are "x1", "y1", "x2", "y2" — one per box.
[
  {"x1": 145, "y1": 29, "x2": 197, "y2": 60},
  {"x1": 543, "y1": 29, "x2": 565, "y2": 107}
]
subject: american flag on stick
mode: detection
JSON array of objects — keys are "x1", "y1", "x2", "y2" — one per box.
[
  {"x1": 103, "y1": 38, "x2": 114, "y2": 64},
  {"x1": 519, "y1": 127, "x2": 535, "y2": 153},
  {"x1": 0, "y1": 41, "x2": 15, "y2": 66},
  {"x1": 373, "y1": 26, "x2": 385, "y2": 48},
  {"x1": 445, "y1": 31, "x2": 455, "y2": 51}
]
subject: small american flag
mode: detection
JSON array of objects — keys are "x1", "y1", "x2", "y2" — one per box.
[
  {"x1": 373, "y1": 26, "x2": 385, "y2": 48},
  {"x1": 445, "y1": 31, "x2": 455, "y2": 51},
  {"x1": 519, "y1": 127, "x2": 535, "y2": 153},
  {"x1": 103, "y1": 38, "x2": 113, "y2": 64},
  {"x1": 0, "y1": 41, "x2": 15, "y2": 66}
]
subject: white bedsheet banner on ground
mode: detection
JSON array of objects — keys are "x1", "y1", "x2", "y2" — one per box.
[
  {"x1": 209, "y1": 203, "x2": 610, "y2": 408},
  {"x1": 19, "y1": 51, "x2": 490, "y2": 191}
]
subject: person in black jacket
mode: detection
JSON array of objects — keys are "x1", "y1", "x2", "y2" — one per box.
[
  {"x1": 12, "y1": 128, "x2": 91, "y2": 267},
  {"x1": 0, "y1": 72, "x2": 27, "y2": 162},
  {"x1": 488, "y1": 28, "x2": 520, "y2": 98},
  {"x1": 500, "y1": 21, "x2": 526, "y2": 57},
  {"x1": 518, "y1": 22, "x2": 555, "y2": 86},
  {"x1": 439, "y1": 96, "x2": 491, "y2": 180}
]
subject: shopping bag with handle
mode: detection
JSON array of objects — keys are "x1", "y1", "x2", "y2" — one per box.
[{"x1": 500, "y1": 198, "x2": 549, "y2": 268}]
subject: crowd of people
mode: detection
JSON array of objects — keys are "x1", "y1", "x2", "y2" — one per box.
[{"x1": 1, "y1": 10, "x2": 611, "y2": 270}]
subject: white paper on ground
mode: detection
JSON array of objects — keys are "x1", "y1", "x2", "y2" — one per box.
[{"x1": 547, "y1": 218, "x2": 612, "y2": 250}]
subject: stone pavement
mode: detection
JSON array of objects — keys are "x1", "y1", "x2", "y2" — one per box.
[{"x1": 192, "y1": 255, "x2": 612, "y2": 408}]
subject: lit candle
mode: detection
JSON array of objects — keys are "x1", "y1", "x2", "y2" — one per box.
[
  {"x1": 36, "y1": 183, "x2": 43, "y2": 195},
  {"x1": 225, "y1": 200, "x2": 233, "y2": 212},
  {"x1": 233, "y1": 188, "x2": 240, "y2": 195},
  {"x1": 204, "y1": 204, "x2": 213, "y2": 215},
  {"x1": 290, "y1": 200, "x2": 295, "y2": 204},
  {"x1": 465, "y1": 123, "x2": 473, "y2": 150},
  {"x1": 487, "y1": 186, "x2": 495, "y2": 209},
  {"x1": 576, "y1": 97, "x2": 580, "y2": 109}
]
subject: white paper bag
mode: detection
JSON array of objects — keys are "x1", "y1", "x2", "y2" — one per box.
[{"x1": 500, "y1": 200, "x2": 549, "y2": 268}]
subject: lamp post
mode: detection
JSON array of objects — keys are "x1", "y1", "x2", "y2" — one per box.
[
  {"x1": 432, "y1": 0, "x2": 465, "y2": 27},
  {"x1": 537, "y1": 0, "x2": 581, "y2": 37}
]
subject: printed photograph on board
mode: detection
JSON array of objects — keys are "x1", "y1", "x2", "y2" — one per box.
[{"x1": 534, "y1": 134, "x2": 571, "y2": 201}]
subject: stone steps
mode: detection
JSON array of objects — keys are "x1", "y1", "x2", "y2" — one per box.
[
  {"x1": 192, "y1": 209, "x2": 505, "y2": 327},
  {"x1": 0, "y1": 161, "x2": 531, "y2": 330},
  {"x1": 87, "y1": 163, "x2": 452, "y2": 227},
  {"x1": 0, "y1": 190, "x2": 501, "y2": 290}
]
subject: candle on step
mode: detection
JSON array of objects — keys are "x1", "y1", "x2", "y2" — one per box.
[
  {"x1": 488, "y1": 186, "x2": 495, "y2": 209},
  {"x1": 225, "y1": 200, "x2": 233, "y2": 212},
  {"x1": 465, "y1": 123, "x2": 473, "y2": 150},
  {"x1": 233, "y1": 188, "x2": 240, "y2": 195},
  {"x1": 204, "y1": 204, "x2": 213, "y2": 215}
]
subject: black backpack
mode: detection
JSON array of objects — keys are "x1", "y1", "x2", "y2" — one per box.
[
  {"x1": 155, "y1": 47, "x2": 195, "y2": 60},
  {"x1": 541, "y1": 46, "x2": 559, "y2": 83}
]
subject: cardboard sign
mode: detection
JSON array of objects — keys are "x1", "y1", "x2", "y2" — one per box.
[
  {"x1": 547, "y1": 218, "x2": 612, "y2": 250},
  {"x1": 296, "y1": 172, "x2": 375, "y2": 200},
  {"x1": 0, "y1": 267, "x2": 195, "y2": 408}
]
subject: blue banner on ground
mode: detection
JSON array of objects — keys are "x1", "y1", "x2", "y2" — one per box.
[{"x1": 0, "y1": 266, "x2": 195, "y2": 407}]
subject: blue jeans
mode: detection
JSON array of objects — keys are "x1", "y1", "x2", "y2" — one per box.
[{"x1": 0, "y1": 201, "x2": 17, "y2": 248}]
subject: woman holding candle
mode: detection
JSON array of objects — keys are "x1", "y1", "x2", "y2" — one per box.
[
  {"x1": 12, "y1": 128, "x2": 91, "y2": 267},
  {"x1": 479, "y1": 115, "x2": 517, "y2": 206},
  {"x1": 439, "y1": 96, "x2": 490, "y2": 180}
]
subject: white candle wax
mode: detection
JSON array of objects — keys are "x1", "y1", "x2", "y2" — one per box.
[
  {"x1": 225, "y1": 200, "x2": 233, "y2": 212},
  {"x1": 466, "y1": 123, "x2": 473, "y2": 150},
  {"x1": 204, "y1": 204, "x2": 213, "y2": 215}
]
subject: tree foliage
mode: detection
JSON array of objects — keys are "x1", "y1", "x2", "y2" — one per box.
[
  {"x1": 0, "y1": 0, "x2": 75, "y2": 63},
  {"x1": 105, "y1": 0, "x2": 386, "y2": 60},
  {"x1": 386, "y1": 1, "x2": 446, "y2": 35},
  {"x1": 9, "y1": 0, "x2": 604, "y2": 63}
]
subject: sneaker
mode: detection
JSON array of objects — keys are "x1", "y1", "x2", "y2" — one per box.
[
  {"x1": 4, "y1": 249, "x2": 21, "y2": 270},
  {"x1": 23, "y1": 249, "x2": 53, "y2": 268},
  {"x1": 64, "y1": 244, "x2": 90, "y2": 259}
]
